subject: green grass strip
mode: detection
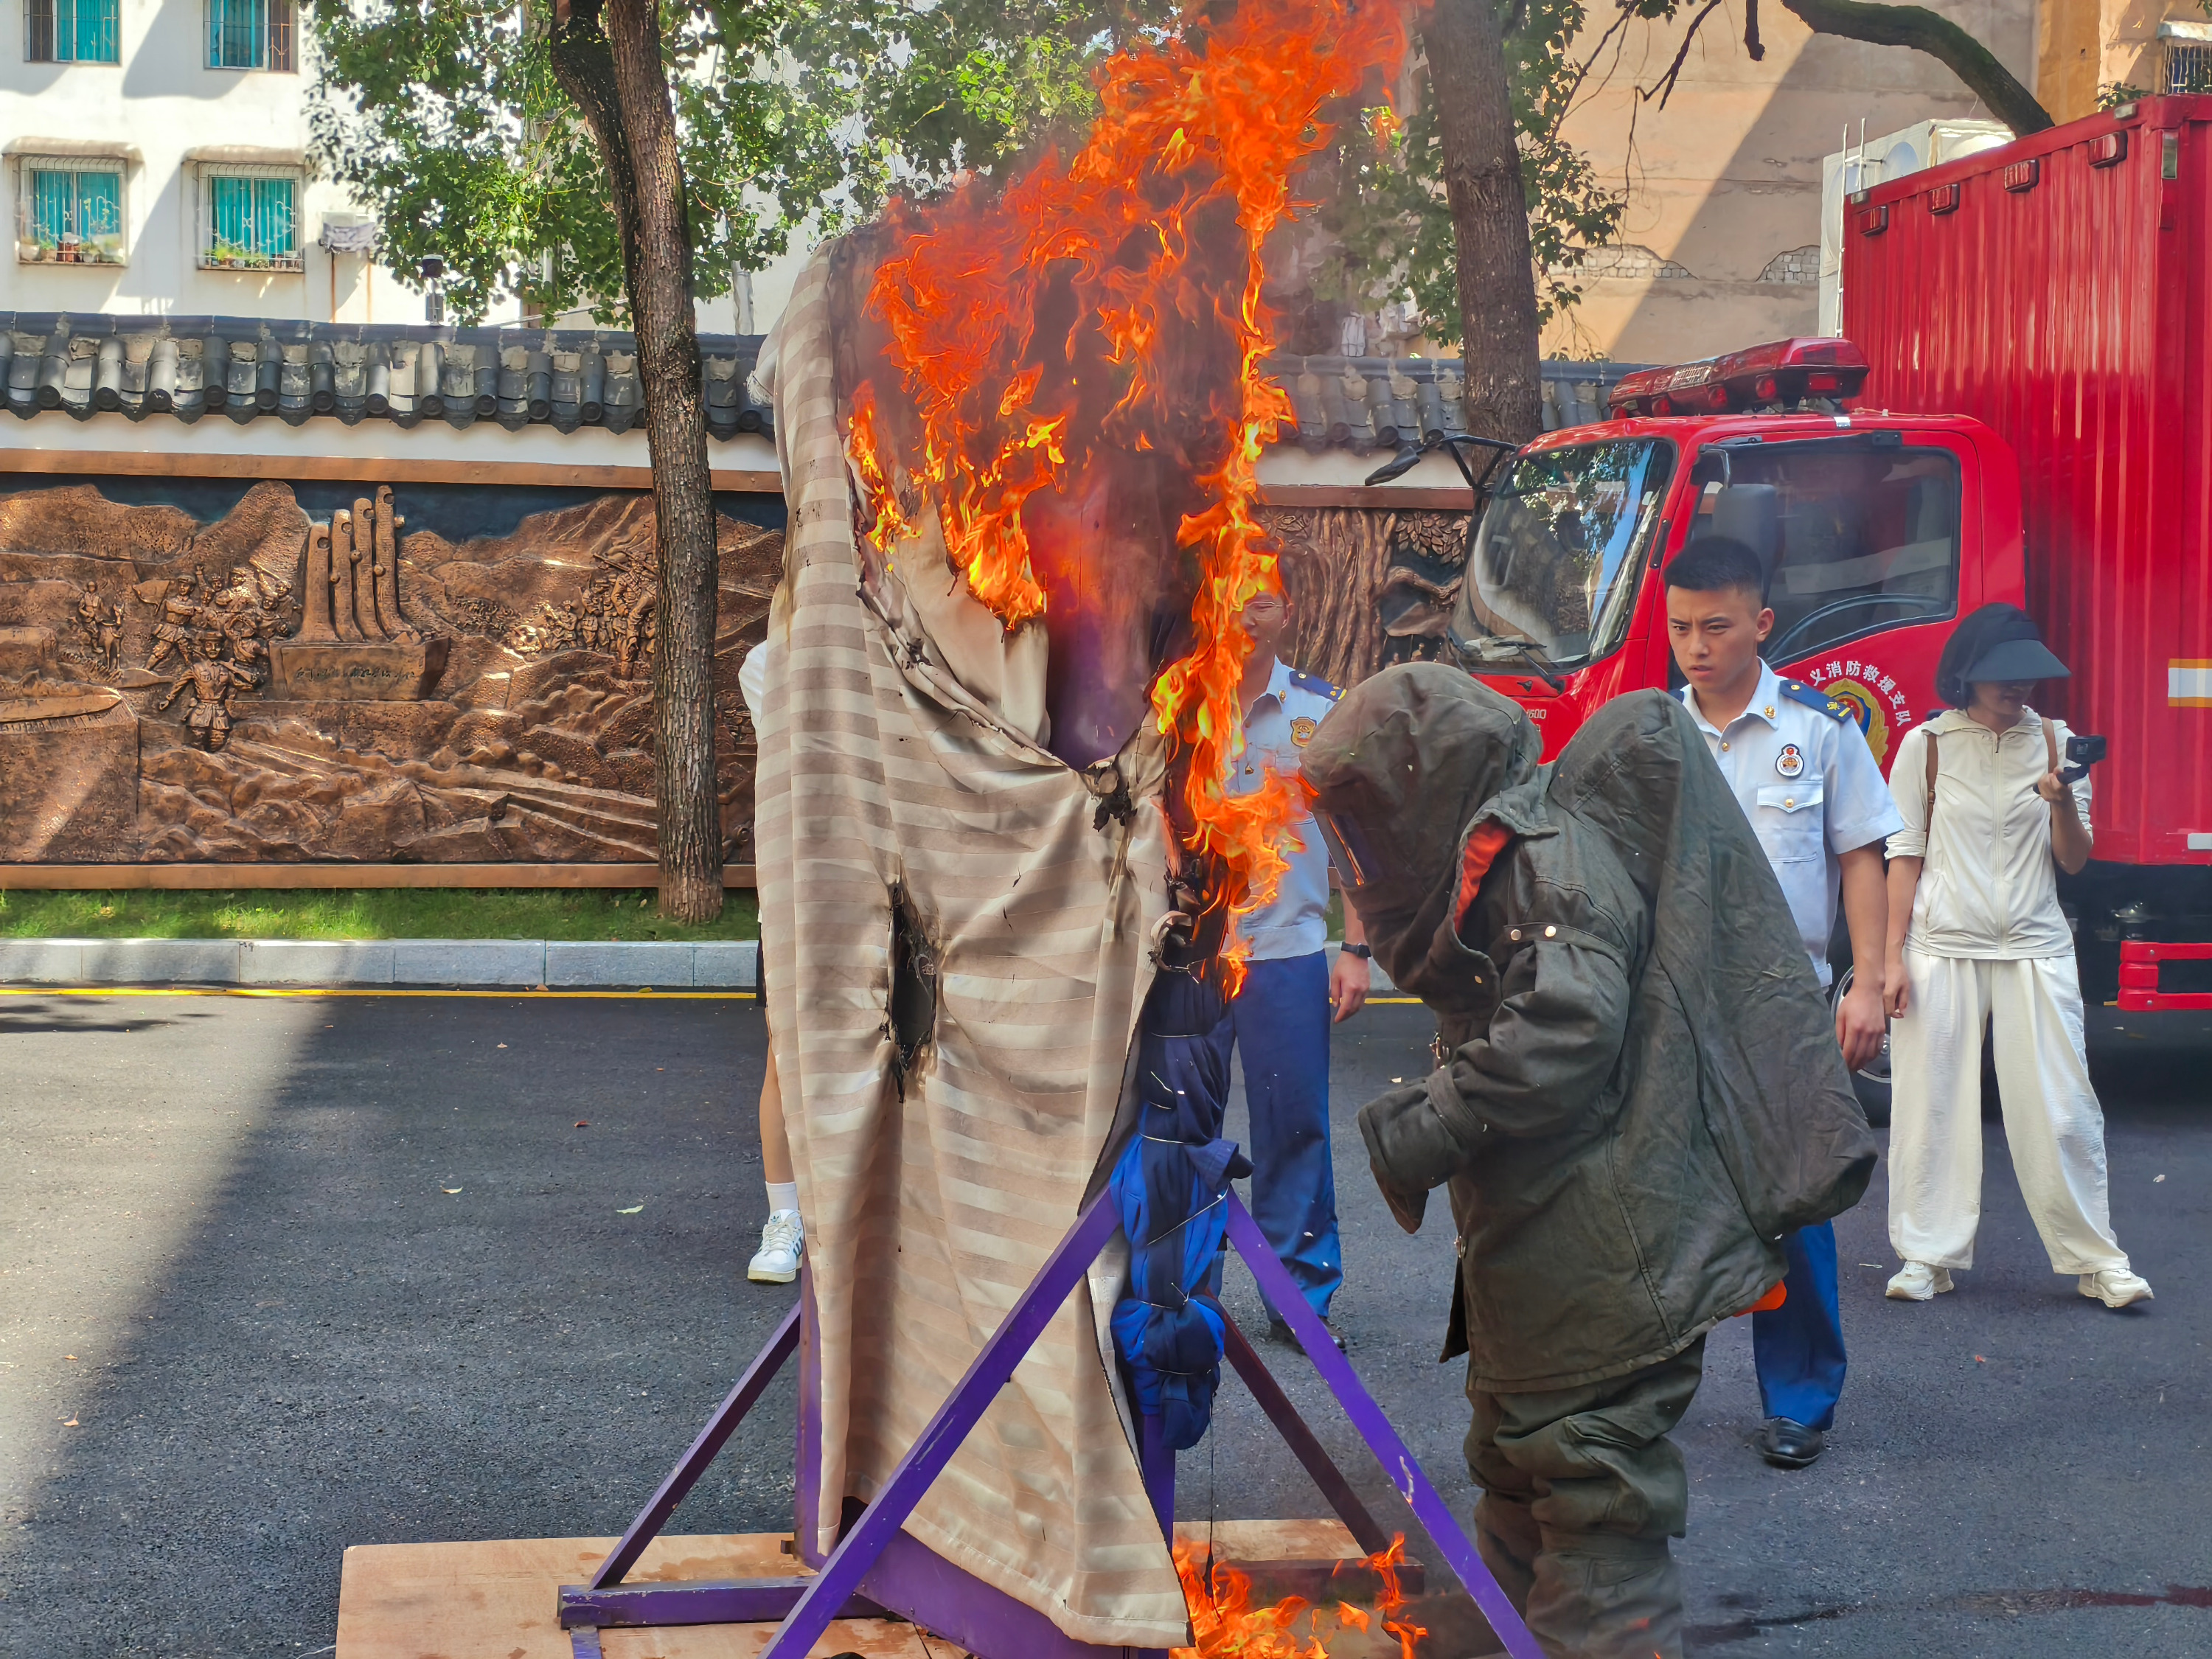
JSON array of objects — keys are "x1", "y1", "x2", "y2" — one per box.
[{"x1": 0, "y1": 887, "x2": 760, "y2": 942}]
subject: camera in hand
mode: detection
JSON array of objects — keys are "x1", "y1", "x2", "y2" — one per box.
[{"x1": 2060, "y1": 733, "x2": 2107, "y2": 784}]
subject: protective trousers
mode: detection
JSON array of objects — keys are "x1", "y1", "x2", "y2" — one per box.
[
  {"x1": 1888, "y1": 949, "x2": 2128, "y2": 1275},
  {"x1": 1467, "y1": 1337, "x2": 1705, "y2": 1659},
  {"x1": 1227, "y1": 952, "x2": 1342, "y2": 1318}
]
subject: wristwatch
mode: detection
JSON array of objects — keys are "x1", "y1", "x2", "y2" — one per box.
[{"x1": 1342, "y1": 942, "x2": 1372, "y2": 960}]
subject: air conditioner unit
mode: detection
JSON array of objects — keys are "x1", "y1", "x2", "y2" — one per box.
[
  {"x1": 319, "y1": 215, "x2": 376, "y2": 255},
  {"x1": 1819, "y1": 118, "x2": 2012, "y2": 335}
]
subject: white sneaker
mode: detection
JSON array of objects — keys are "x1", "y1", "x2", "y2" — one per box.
[
  {"x1": 2080, "y1": 1267, "x2": 2153, "y2": 1309},
  {"x1": 748, "y1": 1210, "x2": 804, "y2": 1284},
  {"x1": 1885, "y1": 1262, "x2": 1955, "y2": 1301}
]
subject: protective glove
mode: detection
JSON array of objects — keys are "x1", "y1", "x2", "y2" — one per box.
[
  {"x1": 1368, "y1": 1155, "x2": 1429, "y2": 1235},
  {"x1": 1357, "y1": 1077, "x2": 1464, "y2": 1234}
]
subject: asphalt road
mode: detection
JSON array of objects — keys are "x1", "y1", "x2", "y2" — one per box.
[{"x1": 1, "y1": 987, "x2": 2207, "y2": 1658}]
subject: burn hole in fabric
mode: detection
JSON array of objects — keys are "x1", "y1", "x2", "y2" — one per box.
[{"x1": 887, "y1": 883, "x2": 941, "y2": 1096}]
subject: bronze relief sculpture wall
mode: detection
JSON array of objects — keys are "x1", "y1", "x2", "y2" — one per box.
[
  {"x1": 1266, "y1": 504, "x2": 1473, "y2": 690},
  {"x1": 0, "y1": 479, "x2": 1452, "y2": 872},
  {"x1": 0, "y1": 476, "x2": 783, "y2": 867}
]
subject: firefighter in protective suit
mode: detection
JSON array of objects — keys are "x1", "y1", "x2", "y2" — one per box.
[{"x1": 1303, "y1": 667, "x2": 1876, "y2": 1659}]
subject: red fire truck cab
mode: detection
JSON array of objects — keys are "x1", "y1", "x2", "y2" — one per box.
[
  {"x1": 1440, "y1": 321, "x2": 2205, "y2": 1015},
  {"x1": 1450, "y1": 337, "x2": 2018, "y2": 780}
]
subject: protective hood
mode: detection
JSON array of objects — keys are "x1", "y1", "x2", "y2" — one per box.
[{"x1": 1300, "y1": 662, "x2": 1545, "y2": 1004}]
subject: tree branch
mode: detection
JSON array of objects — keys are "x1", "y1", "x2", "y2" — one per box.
[
  {"x1": 1638, "y1": 0, "x2": 1727, "y2": 111},
  {"x1": 1774, "y1": 0, "x2": 2053, "y2": 134}
]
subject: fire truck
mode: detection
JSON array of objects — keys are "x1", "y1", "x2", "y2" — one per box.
[{"x1": 1388, "y1": 101, "x2": 2212, "y2": 1099}]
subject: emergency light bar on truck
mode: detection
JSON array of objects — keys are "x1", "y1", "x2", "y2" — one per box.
[{"x1": 1606, "y1": 338, "x2": 1871, "y2": 418}]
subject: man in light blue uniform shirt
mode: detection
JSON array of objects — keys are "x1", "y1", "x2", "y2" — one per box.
[
  {"x1": 1666, "y1": 538, "x2": 1901, "y2": 1470},
  {"x1": 1222, "y1": 588, "x2": 1371, "y2": 1345}
]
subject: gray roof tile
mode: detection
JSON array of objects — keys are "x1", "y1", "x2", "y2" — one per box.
[{"x1": 0, "y1": 314, "x2": 1646, "y2": 446}]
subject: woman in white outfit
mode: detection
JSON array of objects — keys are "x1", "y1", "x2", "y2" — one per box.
[{"x1": 1880, "y1": 605, "x2": 2151, "y2": 1310}]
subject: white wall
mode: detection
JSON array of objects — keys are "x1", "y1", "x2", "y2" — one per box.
[
  {"x1": 7, "y1": 406, "x2": 780, "y2": 473},
  {"x1": 1, "y1": 403, "x2": 1465, "y2": 500}
]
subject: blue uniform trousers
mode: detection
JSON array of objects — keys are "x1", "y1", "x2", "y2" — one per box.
[
  {"x1": 1753, "y1": 1220, "x2": 1846, "y2": 1432},
  {"x1": 1227, "y1": 952, "x2": 1343, "y2": 1319}
]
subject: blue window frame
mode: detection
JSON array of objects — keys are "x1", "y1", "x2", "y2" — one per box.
[
  {"x1": 205, "y1": 173, "x2": 299, "y2": 268},
  {"x1": 26, "y1": 0, "x2": 119, "y2": 63},
  {"x1": 18, "y1": 164, "x2": 125, "y2": 264},
  {"x1": 205, "y1": 0, "x2": 293, "y2": 70}
]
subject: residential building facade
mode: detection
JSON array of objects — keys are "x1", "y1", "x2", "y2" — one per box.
[
  {"x1": 0, "y1": 0, "x2": 458, "y2": 321},
  {"x1": 0, "y1": 0, "x2": 756, "y2": 329}
]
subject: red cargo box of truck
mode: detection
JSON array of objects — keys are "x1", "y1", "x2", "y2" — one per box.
[{"x1": 1844, "y1": 97, "x2": 2212, "y2": 1002}]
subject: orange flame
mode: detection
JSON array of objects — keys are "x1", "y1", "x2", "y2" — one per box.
[
  {"x1": 846, "y1": 0, "x2": 1408, "y2": 961},
  {"x1": 1170, "y1": 1533, "x2": 1425, "y2": 1658}
]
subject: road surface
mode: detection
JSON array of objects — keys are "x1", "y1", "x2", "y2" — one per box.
[{"x1": 1, "y1": 989, "x2": 2206, "y2": 1655}]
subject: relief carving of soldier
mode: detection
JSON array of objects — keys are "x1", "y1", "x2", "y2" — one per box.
[
  {"x1": 156, "y1": 632, "x2": 256, "y2": 751},
  {"x1": 95, "y1": 600, "x2": 125, "y2": 675},
  {"x1": 145, "y1": 567, "x2": 210, "y2": 671}
]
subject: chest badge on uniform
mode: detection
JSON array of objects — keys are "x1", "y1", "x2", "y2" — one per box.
[
  {"x1": 1775, "y1": 743, "x2": 1805, "y2": 778},
  {"x1": 1290, "y1": 715, "x2": 1318, "y2": 747}
]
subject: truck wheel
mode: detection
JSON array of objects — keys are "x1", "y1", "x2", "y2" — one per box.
[{"x1": 1830, "y1": 965, "x2": 1892, "y2": 1127}]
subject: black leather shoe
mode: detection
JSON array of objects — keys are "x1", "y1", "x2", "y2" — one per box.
[
  {"x1": 1758, "y1": 1416, "x2": 1824, "y2": 1469},
  {"x1": 1267, "y1": 1315, "x2": 1347, "y2": 1352}
]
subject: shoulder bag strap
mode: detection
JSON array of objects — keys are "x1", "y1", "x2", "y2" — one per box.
[{"x1": 1924, "y1": 728, "x2": 1941, "y2": 841}]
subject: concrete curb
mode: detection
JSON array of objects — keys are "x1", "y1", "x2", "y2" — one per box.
[
  {"x1": 0, "y1": 938, "x2": 760, "y2": 990},
  {"x1": 10, "y1": 939, "x2": 1361, "y2": 997}
]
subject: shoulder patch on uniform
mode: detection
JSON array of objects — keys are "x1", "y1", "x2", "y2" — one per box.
[
  {"x1": 1780, "y1": 680, "x2": 1854, "y2": 722},
  {"x1": 1287, "y1": 668, "x2": 1342, "y2": 701}
]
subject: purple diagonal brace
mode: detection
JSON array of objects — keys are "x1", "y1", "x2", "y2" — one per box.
[
  {"x1": 1139, "y1": 1412, "x2": 1175, "y2": 1539},
  {"x1": 1222, "y1": 1192, "x2": 1543, "y2": 1659},
  {"x1": 757, "y1": 1192, "x2": 1123, "y2": 1659},
  {"x1": 590, "y1": 1299, "x2": 801, "y2": 1590},
  {"x1": 1218, "y1": 1312, "x2": 1392, "y2": 1559}
]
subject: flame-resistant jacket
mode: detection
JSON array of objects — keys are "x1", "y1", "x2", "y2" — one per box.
[{"x1": 1304, "y1": 670, "x2": 1877, "y2": 1392}]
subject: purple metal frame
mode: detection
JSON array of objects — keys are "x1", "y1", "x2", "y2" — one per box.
[
  {"x1": 1222, "y1": 1194, "x2": 1541, "y2": 1659},
  {"x1": 558, "y1": 1189, "x2": 1541, "y2": 1659}
]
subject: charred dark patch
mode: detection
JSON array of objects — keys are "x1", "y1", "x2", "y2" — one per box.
[{"x1": 887, "y1": 882, "x2": 939, "y2": 1096}]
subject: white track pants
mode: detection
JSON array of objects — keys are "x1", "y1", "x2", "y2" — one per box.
[{"x1": 1888, "y1": 949, "x2": 2128, "y2": 1276}]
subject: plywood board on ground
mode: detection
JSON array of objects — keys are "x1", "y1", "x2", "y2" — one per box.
[
  {"x1": 335, "y1": 1532, "x2": 923, "y2": 1659},
  {"x1": 334, "y1": 1523, "x2": 1373, "y2": 1659}
]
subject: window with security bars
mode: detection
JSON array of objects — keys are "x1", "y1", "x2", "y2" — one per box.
[
  {"x1": 16, "y1": 162, "x2": 125, "y2": 264},
  {"x1": 2167, "y1": 42, "x2": 2212, "y2": 94},
  {"x1": 202, "y1": 170, "x2": 301, "y2": 269},
  {"x1": 25, "y1": 0, "x2": 119, "y2": 62},
  {"x1": 205, "y1": 0, "x2": 295, "y2": 69}
]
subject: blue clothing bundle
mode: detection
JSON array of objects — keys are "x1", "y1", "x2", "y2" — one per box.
[{"x1": 1107, "y1": 966, "x2": 1248, "y2": 1451}]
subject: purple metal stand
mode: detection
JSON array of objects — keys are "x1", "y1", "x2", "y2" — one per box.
[
  {"x1": 559, "y1": 1189, "x2": 1541, "y2": 1659},
  {"x1": 1222, "y1": 1192, "x2": 1543, "y2": 1659}
]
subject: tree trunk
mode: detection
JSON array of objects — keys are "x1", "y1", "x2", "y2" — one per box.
[
  {"x1": 1425, "y1": 0, "x2": 1544, "y2": 445},
  {"x1": 550, "y1": 0, "x2": 725, "y2": 922},
  {"x1": 1771, "y1": 0, "x2": 2052, "y2": 134}
]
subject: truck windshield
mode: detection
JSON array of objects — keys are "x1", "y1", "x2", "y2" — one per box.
[
  {"x1": 1695, "y1": 439, "x2": 1963, "y2": 665},
  {"x1": 1452, "y1": 439, "x2": 1673, "y2": 670}
]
